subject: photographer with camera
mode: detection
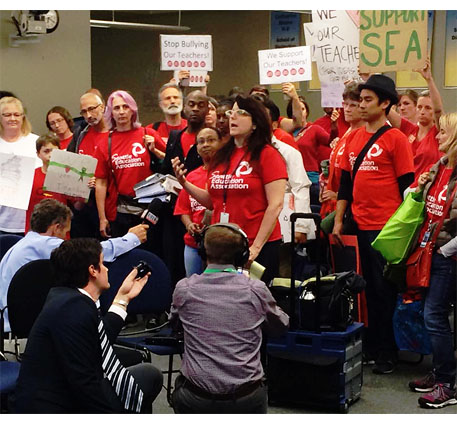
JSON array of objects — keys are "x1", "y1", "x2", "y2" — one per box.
[
  {"x1": 14, "y1": 238, "x2": 163, "y2": 413},
  {"x1": 170, "y1": 223, "x2": 289, "y2": 413}
]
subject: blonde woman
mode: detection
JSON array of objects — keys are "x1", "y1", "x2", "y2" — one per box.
[
  {"x1": 409, "y1": 112, "x2": 457, "y2": 409},
  {"x1": 0, "y1": 96, "x2": 39, "y2": 234}
]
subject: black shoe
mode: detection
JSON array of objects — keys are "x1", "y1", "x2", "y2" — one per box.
[
  {"x1": 362, "y1": 352, "x2": 376, "y2": 365},
  {"x1": 373, "y1": 360, "x2": 396, "y2": 374}
]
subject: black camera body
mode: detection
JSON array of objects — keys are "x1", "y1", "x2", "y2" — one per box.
[{"x1": 135, "y1": 260, "x2": 152, "y2": 279}]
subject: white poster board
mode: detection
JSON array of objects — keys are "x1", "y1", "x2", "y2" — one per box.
[
  {"x1": 44, "y1": 150, "x2": 97, "y2": 200},
  {"x1": 311, "y1": 10, "x2": 360, "y2": 107},
  {"x1": 160, "y1": 35, "x2": 213, "y2": 71},
  {"x1": 173, "y1": 70, "x2": 208, "y2": 87},
  {"x1": 0, "y1": 153, "x2": 36, "y2": 210},
  {"x1": 258, "y1": 46, "x2": 312, "y2": 85},
  {"x1": 303, "y1": 22, "x2": 317, "y2": 62}
]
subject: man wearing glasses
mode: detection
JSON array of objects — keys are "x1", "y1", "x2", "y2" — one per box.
[
  {"x1": 66, "y1": 91, "x2": 109, "y2": 238},
  {"x1": 67, "y1": 91, "x2": 108, "y2": 157}
]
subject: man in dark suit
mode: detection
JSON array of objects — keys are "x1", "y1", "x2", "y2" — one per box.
[{"x1": 13, "y1": 238, "x2": 163, "y2": 413}]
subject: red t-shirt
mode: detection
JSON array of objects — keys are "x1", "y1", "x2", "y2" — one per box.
[
  {"x1": 327, "y1": 131, "x2": 349, "y2": 194},
  {"x1": 273, "y1": 128, "x2": 298, "y2": 150},
  {"x1": 295, "y1": 123, "x2": 330, "y2": 172},
  {"x1": 418, "y1": 165, "x2": 453, "y2": 242},
  {"x1": 399, "y1": 119, "x2": 443, "y2": 185},
  {"x1": 25, "y1": 168, "x2": 68, "y2": 233},
  {"x1": 313, "y1": 111, "x2": 350, "y2": 138},
  {"x1": 181, "y1": 131, "x2": 196, "y2": 157},
  {"x1": 207, "y1": 144, "x2": 287, "y2": 245},
  {"x1": 174, "y1": 165, "x2": 207, "y2": 249},
  {"x1": 78, "y1": 127, "x2": 108, "y2": 158},
  {"x1": 59, "y1": 135, "x2": 73, "y2": 150},
  {"x1": 146, "y1": 119, "x2": 188, "y2": 149},
  {"x1": 95, "y1": 127, "x2": 153, "y2": 198},
  {"x1": 340, "y1": 126, "x2": 414, "y2": 230}
]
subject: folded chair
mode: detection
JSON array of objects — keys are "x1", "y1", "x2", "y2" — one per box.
[{"x1": 101, "y1": 248, "x2": 182, "y2": 406}]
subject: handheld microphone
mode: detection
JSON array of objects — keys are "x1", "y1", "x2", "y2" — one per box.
[{"x1": 141, "y1": 198, "x2": 163, "y2": 225}]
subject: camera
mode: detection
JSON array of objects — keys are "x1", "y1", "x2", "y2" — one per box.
[{"x1": 135, "y1": 260, "x2": 152, "y2": 279}]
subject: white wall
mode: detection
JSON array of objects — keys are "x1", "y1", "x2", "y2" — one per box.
[{"x1": 0, "y1": 10, "x2": 91, "y2": 135}]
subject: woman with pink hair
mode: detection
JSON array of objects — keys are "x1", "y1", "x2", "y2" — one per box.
[{"x1": 94, "y1": 90, "x2": 162, "y2": 240}]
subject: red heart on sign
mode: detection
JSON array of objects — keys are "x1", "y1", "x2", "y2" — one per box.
[{"x1": 65, "y1": 167, "x2": 71, "y2": 173}]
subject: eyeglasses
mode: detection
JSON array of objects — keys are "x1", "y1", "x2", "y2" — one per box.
[
  {"x1": 48, "y1": 117, "x2": 65, "y2": 126},
  {"x1": 225, "y1": 109, "x2": 251, "y2": 118},
  {"x1": 2, "y1": 113, "x2": 23, "y2": 118},
  {"x1": 80, "y1": 104, "x2": 102, "y2": 116}
]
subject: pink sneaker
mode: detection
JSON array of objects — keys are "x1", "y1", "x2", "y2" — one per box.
[{"x1": 418, "y1": 384, "x2": 457, "y2": 409}]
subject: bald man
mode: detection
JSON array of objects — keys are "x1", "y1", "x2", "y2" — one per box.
[{"x1": 66, "y1": 91, "x2": 110, "y2": 238}]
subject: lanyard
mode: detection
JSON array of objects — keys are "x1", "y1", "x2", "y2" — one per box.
[
  {"x1": 203, "y1": 267, "x2": 238, "y2": 274},
  {"x1": 222, "y1": 150, "x2": 247, "y2": 212}
]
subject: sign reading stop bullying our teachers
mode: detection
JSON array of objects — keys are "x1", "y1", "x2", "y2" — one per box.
[
  {"x1": 359, "y1": 10, "x2": 427, "y2": 73},
  {"x1": 258, "y1": 46, "x2": 311, "y2": 85},
  {"x1": 160, "y1": 35, "x2": 213, "y2": 71}
]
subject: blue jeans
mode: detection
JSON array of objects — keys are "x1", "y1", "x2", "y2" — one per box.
[
  {"x1": 184, "y1": 245, "x2": 204, "y2": 277},
  {"x1": 424, "y1": 253, "x2": 457, "y2": 385}
]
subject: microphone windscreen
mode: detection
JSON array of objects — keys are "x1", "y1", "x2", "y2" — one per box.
[{"x1": 141, "y1": 198, "x2": 162, "y2": 225}]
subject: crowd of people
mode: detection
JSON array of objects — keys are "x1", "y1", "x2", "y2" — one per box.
[{"x1": 0, "y1": 58, "x2": 456, "y2": 412}]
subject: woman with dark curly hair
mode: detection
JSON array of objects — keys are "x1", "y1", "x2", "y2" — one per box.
[{"x1": 172, "y1": 95, "x2": 287, "y2": 282}]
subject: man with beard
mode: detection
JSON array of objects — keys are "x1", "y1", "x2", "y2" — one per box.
[
  {"x1": 148, "y1": 91, "x2": 209, "y2": 289},
  {"x1": 66, "y1": 92, "x2": 109, "y2": 238},
  {"x1": 159, "y1": 90, "x2": 209, "y2": 176},
  {"x1": 147, "y1": 83, "x2": 187, "y2": 145}
]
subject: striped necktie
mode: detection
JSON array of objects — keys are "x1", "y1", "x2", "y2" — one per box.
[{"x1": 97, "y1": 308, "x2": 143, "y2": 412}]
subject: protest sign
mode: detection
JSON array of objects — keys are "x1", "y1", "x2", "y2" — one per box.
[
  {"x1": 0, "y1": 153, "x2": 36, "y2": 210},
  {"x1": 311, "y1": 10, "x2": 360, "y2": 107},
  {"x1": 359, "y1": 10, "x2": 427, "y2": 73},
  {"x1": 303, "y1": 22, "x2": 317, "y2": 62},
  {"x1": 44, "y1": 150, "x2": 97, "y2": 200},
  {"x1": 173, "y1": 70, "x2": 208, "y2": 87},
  {"x1": 396, "y1": 11, "x2": 434, "y2": 88},
  {"x1": 160, "y1": 35, "x2": 212, "y2": 71},
  {"x1": 258, "y1": 46, "x2": 311, "y2": 85}
]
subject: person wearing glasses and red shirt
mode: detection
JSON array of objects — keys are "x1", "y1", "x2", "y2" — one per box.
[{"x1": 172, "y1": 95, "x2": 287, "y2": 284}]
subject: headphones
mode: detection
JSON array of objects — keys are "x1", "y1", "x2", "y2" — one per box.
[{"x1": 198, "y1": 223, "x2": 250, "y2": 268}]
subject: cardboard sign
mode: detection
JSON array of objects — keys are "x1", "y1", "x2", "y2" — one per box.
[
  {"x1": 160, "y1": 35, "x2": 213, "y2": 71},
  {"x1": 359, "y1": 10, "x2": 427, "y2": 73},
  {"x1": 258, "y1": 46, "x2": 311, "y2": 85},
  {"x1": 0, "y1": 153, "x2": 36, "y2": 210},
  {"x1": 44, "y1": 150, "x2": 97, "y2": 200}
]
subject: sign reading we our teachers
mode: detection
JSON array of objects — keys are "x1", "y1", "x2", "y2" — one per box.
[
  {"x1": 160, "y1": 35, "x2": 213, "y2": 71},
  {"x1": 258, "y1": 46, "x2": 311, "y2": 85},
  {"x1": 359, "y1": 10, "x2": 427, "y2": 73}
]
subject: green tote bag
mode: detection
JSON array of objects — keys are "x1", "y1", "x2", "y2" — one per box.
[{"x1": 371, "y1": 191, "x2": 425, "y2": 264}]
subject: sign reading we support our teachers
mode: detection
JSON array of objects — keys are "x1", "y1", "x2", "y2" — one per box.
[
  {"x1": 359, "y1": 10, "x2": 427, "y2": 73},
  {"x1": 160, "y1": 35, "x2": 213, "y2": 71},
  {"x1": 258, "y1": 46, "x2": 311, "y2": 85}
]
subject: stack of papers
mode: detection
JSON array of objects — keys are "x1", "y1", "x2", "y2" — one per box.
[{"x1": 133, "y1": 173, "x2": 182, "y2": 203}]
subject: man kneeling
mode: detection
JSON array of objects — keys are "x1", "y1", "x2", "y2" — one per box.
[
  {"x1": 14, "y1": 238, "x2": 163, "y2": 413},
  {"x1": 170, "y1": 223, "x2": 289, "y2": 414}
]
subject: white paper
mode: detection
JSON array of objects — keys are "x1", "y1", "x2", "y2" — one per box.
[
  {"x1": 258, "y1": 46, "x2": 312, "y2": 85},
  {"x1": 0, "y1": 153, "x2": 36, "y2": 210},
  {"x1": 44, "y1": 150, "x2": 97, "y2": 200},
  {"x1": 311, "y1": 10, "x2": 360, "y2": 107},
  {"x1": 173, "y1": 70, "x2": 208, "y2": 87},
  {"x1": 160, "y1": 34, "x2": 213, "y2": 71},
  {"x1": 303, "y1": 22, "x2": 317, "y2": 62},
  {"x1": 320, "y1": 81, "x2": 345, "y2": 108}
]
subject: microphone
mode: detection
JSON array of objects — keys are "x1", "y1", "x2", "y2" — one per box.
[{"x1": 141, "y1": 198, "x2": 163, "y2": 225}]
